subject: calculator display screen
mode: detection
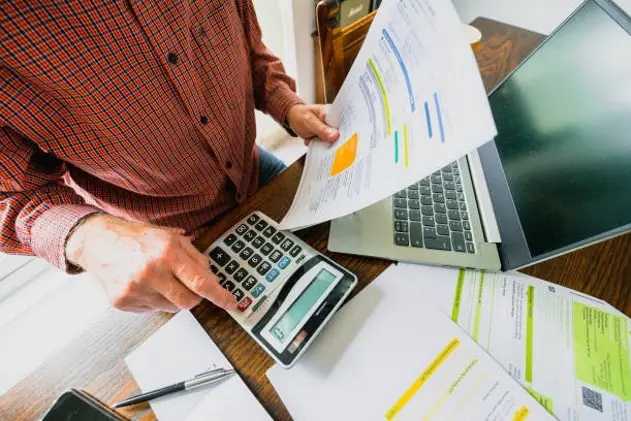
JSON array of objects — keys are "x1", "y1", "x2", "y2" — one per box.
[{"x1": 270, "y1": 269, "x2": 337, "y2": 343}]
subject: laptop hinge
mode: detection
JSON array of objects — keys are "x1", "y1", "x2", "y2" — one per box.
[{"x1": 467, "y1": 150, "x2": 502, "y2": 243}]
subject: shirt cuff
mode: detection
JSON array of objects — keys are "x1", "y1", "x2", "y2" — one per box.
[
  {"x1": 31, "y1": 204, "x2": 101, "y2": 273},
  {"x1": 265, "y1": 84, "x2": 304, "y2": 134}
]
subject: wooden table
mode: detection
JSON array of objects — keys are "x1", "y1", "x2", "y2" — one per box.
[{"x1": 2, "y1": 18, "x2": 630, "y2": 421}]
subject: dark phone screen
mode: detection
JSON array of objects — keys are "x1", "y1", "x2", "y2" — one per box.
[{"x1": 43, "y1": 392, "x2": 120, "y2": 421}]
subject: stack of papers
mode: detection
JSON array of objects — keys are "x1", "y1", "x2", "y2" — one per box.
[
  {"x1": 280, "y1": 0, "x2": 497, "y2": 229},
  {"x1": 267, "y1": 264, "x2": 555, "y2": 420}
]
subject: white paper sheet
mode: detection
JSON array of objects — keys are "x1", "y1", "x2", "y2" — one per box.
[
  {"x1": 280, "y1": 0, "x2": 497, "y2": 229},
  {"x1": 125, "y1": 311, "x2": 271, "y2": 421},
  {"x1": 395, "y1": 263, "x2": 631, "y2": 421},
  {"x1": 267, "y1": 265, "x2": 554, "y2": 421}
]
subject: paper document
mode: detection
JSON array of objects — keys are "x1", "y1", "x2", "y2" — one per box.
[
  {"x1": 267, "y1": 265, "x2": 554, "y2": 420},
  {"x1": 281, "y1": 0, "x2": 496, "y2": 229},
  {"x1": 125, "y1": 311, "x2": 271, "y2": 421},
  {"x1": 396, "y1": 263, "x2": 631, "y2": 421}
]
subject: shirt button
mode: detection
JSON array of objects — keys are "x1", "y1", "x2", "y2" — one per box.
[
  {"x1": 167, "y1": 52, "x2": 178, "y2": 64},
  {"x1": 200, "y1": 115, "x2": 208, "y2": 125},
  {"x1": 226, "y1": 160, "x2": 233, "y2": 169}
]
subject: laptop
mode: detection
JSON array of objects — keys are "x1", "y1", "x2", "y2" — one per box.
[{"x1": 328, "y1": 0, "x2": 631, "y2": 271}]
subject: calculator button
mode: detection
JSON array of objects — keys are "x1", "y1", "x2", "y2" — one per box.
[
  {"x1": 243, "y1": 230, "x2": 256, "y2": 242},
  {"x1": 242, "y1": 276, "x2": 257, "y2": 291},
  {"x1": 217, "y1": 272, "x2": 227, "y2": 286},
  {"x1": 252, "y1": 236, "x2": 265, "y2": 249},
  {"x1": 251, "y1": 283, "x2": 266, "y2": 298},
  {"x1": 231, "y1": 240, "x2": 245, "y2": 253},
  {"x1": 225, "y1": 260, "x2": 239, "y2": 275},
  {"x1": 223, "y1": 234, "x2": 237, "y2": 246},
  {"x1": 248, "y1": 254, "x2": 262, "y2": 268},
  {"x1": 236, "y1": 224, "x2": 248, "y2": 235},
  {"x1": 278, "y1": 257, "x2": 291, "y2": 269},
  {"x1": 239, "y1": 247, "x2": 253, "y2": 260},
  {"x1": 234, "y1": 268, "x2": 248, "y2": 283},
  {"x1": 260, "y1": 243, "x2": 273, "y2": 256},
  {"x1": 246, "y1": 214, "x2": 260, "y2": 225},
  {"x1": 210, "y1": 265, "x2": 218, "y2": 274},
  {"x1": 263, "y1": 226, "x2": 276, "y2": 238},
  {"x1": 280, "y1": 239, "x2": 294, "y2": 252},
  {"x1": 237, "y1": 297, "x2": 253, "y2": 312},
  {"x1": 257, "y1": 261, "x2": 271, "y2": 276},
  {"x1": 271, "y1": 232, "x2": 285, "y2": 244},
  {"x1": 233, "y1": 289, "x2": 245, "y2": 301},
  {"x1": 209, "y1": 247, "x2": 230, "y2": 267},
  {"x1": 266, "y1": 268, "x2": 280, "y2": 282},
  {"x1": 254, "y1": 220, "x2": 268, "y2": 231},
  {"x1": 269, "y1": 250, "x2": 283, "y2": 263},
  {"x1": 290, "y1": 245, "x2": 302, "y2": 257},
  {"x1": 223, "y1": 280, "x2": 235, "y2": 292}
]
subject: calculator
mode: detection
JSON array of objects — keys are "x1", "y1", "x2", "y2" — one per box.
[{"x1": 204, "y1": 212, "x2": 358, "y2": 368}]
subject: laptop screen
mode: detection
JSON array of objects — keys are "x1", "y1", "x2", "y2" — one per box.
[{"x1": 488, "y1": 1, "x2": 631, "y2": 257}]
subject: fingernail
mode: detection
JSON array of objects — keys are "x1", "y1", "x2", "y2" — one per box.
[{"x1": 326, "y1": 128, "x2": 337, "y2": 136}]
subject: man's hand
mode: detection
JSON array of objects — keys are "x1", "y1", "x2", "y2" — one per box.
[
  {"x1": 286, "y1": 104, "x2": 340, "y2": 145},
  {"x1": 66, "y1": 214, "x2": 237, "y2": 313}
]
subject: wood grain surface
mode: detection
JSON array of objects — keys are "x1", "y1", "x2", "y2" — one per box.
[{"x1": 1, "y1": 18, "x2": 629, "y2": 421}]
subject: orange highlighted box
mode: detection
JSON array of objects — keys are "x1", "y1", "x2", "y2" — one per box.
[
  {"x1": 513, "y1": 406, "x2": 530, "y2": 421},
  {"x1": 330, "y1": 133, "x2": 358, "y2": 176}
]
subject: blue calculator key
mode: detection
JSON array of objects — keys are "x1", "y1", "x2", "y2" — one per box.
[
  {"x1": 251, "y1": 283, "x2": 266, "y2": 298},
  {"x1": 278, "y1": 257, "x2": 291, "y2": 269},
  {"x1": 266, "y1": 268, "x2": 280, "y2": 282}
]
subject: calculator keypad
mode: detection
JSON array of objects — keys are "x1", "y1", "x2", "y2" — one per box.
[{"x1": 207, "y1": 212, "x2": 307, "y2": 313}]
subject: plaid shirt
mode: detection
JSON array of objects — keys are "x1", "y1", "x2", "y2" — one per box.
[{"x1": 0, "y1": 1, "x2": 302, "y2": 271}]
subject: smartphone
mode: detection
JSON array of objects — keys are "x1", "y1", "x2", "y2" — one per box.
[{"x1": 42, "y1": 389, "x2": 128, "y2": 421}]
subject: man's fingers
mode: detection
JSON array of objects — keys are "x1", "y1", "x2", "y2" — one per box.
[
  {"x1": 146, "y1": 293, "x2": 181, "y2": 313},
  {"x1": 172, "y1": 254, "x2": 238, "y2": 310},
  {"x1": 306, "y1": 113, "x2": 339, "y2": 143},
  {"x1": 179, "y1": 236, "x2": 210, "y2": 269},
  {"x1": 153, "y1": 274, "x2": 203, "y2": 310}
]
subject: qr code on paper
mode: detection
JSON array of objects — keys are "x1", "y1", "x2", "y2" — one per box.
[{"x1": 582, "y1": 386, "x2": 603, "y2": 412}]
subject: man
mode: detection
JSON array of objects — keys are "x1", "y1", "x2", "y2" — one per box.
[{"x1": 0, "y1": 1, "x2": 339, "y2": 313}]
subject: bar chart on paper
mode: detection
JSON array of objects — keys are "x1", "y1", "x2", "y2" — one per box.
[{"x1": 280, "y1": 0, "x2": 497, "y2": 230}]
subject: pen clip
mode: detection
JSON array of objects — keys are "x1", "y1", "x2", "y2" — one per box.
[{"x1": 193, "y1": 367, "x2": 226, "y2": 379}]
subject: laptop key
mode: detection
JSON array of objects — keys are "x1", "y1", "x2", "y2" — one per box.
[
  {"x1": 434, "y1": 203, "x2": 447, "y2": 214},
  {"x1": 445, "y1": 191, "x2": 457, "y2": 200},
  {"x1": 446, "y1": 199, "x2": 458, "y2": 209},
  {"x1": 451, "y1": 232, "x2": 466, "y2": 253},
  {"x1": 456, "y1": 184, "x2": 463, "y2": 192},
  {"x1": 409, "y1": 210, "x2": 421, "y2": 221},
  {"x1": 461, "y1": 212, "x2": 469, "y2": 220},
  {"x1": 393, "y1": 198, "x2": 407, "y2": 208},
  {"x1": 442, "y1": 173, "x2": 454, "y2": 182},
  {"x1": 394, "y1": 221, "x2": 409, "y2": 233},
  {"x1": 394, "y1": 190, "x2": 407, "y2": 198},
  {"x1": 466, "y1": 242, "x2": 476, "y2": 253},
  {"x1": 433, "y1": 193, "x2": 445, "y2": 203},
  {"x1": 425, "y1": 236, "x2": 452, "y2": 251},
  {"x1": 432, "y1": 184, "x2": 443, "y2": 193},
  {"x1": 394, "y1": 233, "x2": 409, "y2": 246},
  {"x1": 436, "y1": 214, "x2": 448, "y2": 224},
  {"x1": 457, "y1": 192, "x2": 465, "y2": 201},
  {"x1": 465, "y1": 231, "x2": 473, "y2": 241},
  {"x1": 444, "y1": 181, "x2": 455, "y2": 190},
  {"x1": 394, "y1": 209, "x2": 408, "y2": 220},
  {"x1": 455, "y1": 176, "x2": 462, "y2": 184},
  {"x1": 420, "y1": 177, "x2": 430, "y2": 186},
  {"x1": 459, "y1": 202, "x2": 467, "y2": 211},
  {"x1": 407, "y1": 183, "x2": 419, "y2": 191},
  {"x1": 423, "y1": 227, "x2": 436, "y2": 239},
  {"x1": 448, "y1": 210, "x2": 460, "y2": 220},
  {"x1": 420, "y1": 195, "x2": 432, "y2": 205},
  {"x1": 431, "y1": 174, "x2": 442, "y2": 184},
  {"x1": 449, "y1": 221, "x2": 463, "y2": 232},
  {"x1": 407, "y1": 190, "x2": 419, "y2": 200},
  {"x1": 409, "y1": 222, "x2": 423, "y2": 248},
  {"x1": 408, "y1": 200, "x2": 420, "y2": 210},
  {"x1": 441, "y1": 166, "x2": 452, "y2": 173},
  {"x1": 437, "y1": 224, "x2": 449, "y2": 236},
  {"x1": 463, "y1": 221, "x2": 471, "y2": 230},
  {"x1": 453, "y1": 167, "x2": 460, "y2": 174},
  {"x1": 421, "y1": 205, "x2": 434, "y2": 216},
  {"x1": 422, "y1": 216, "x2": 435, "y2": 226},
  {"x1": 420, "y1": 186, "x2": 431, "y2": 195}
]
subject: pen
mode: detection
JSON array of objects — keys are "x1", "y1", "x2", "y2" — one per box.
[{"x1": 113, "y1": 368, "x2": 236, "y2": 408}]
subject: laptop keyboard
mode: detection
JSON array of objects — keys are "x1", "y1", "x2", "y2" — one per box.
[{"x1": 393, "y1": 161, "x2": 475, "y2": 253}]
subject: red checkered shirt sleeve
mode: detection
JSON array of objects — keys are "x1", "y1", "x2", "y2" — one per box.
[
  {"x1": 238, "y1": 0, "x2": 304, "y2": 125},
  {"x1": 0, "y1": 125, "x2": 100, "y2": 272}
]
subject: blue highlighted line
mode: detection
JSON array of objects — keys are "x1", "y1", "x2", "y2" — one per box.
[
  {"x1": 433, "y1": 92, "x2": 445, "y2": 143},
  {"x1": 424, "y1": 101, "x2": 433, "y2": 139},
  {"x1": 382, "y1": 29, "x2": 415, "y2": 113}
]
